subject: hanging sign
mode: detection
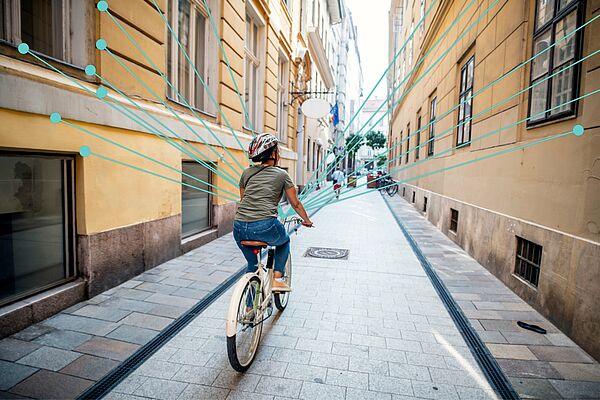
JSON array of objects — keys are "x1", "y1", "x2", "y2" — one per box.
[{"x1": 302, "y1": 98, "x2": 331, "y2": 119}]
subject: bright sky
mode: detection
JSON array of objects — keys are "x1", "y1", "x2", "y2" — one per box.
[{"x1": 346, "y1": 0, "x2": 391, "y2": 99}]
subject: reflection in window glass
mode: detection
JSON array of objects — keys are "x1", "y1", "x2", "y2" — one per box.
[
  {"x1": 536, "y1": 0, "x2": 555, "y2": 29},
  {"x1": 194, "y1": 12, "x2": 207, "y2": 110},
  {"x1": 550, "y1": 64, "x2": 574, "y2": 115},
  {"x1": 181, "y1": 162, "x2": 211, "y2": 238},
  {"x1": 20, "y1": 0, "x2": 64, "y2": 59},
  {"x1": 530, "y1": 80, "x2": 549, "y2": 121},
  {"x1": 177, "y1": 0, "x2": 192, "y2": 102},
  {"x1": 558, "y1": 0, "x2": 575, "y2": 11},
  {"x1": 531, "y1": 30, "x2": 551, "y2": 79},
  {"x1": 553, "y1": 11, "x2": 576, "y2": 67},
  {"x1": 0, "y1": 154, "x2": 73, "y2": 306}
]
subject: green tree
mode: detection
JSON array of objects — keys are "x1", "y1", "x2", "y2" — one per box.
[
  {"x1": 376, "y1": 154, "x2": 387, "y2": 167},
  {"x1": 365, "y1": 130, "x2": 386, "y2": 150},
  {"x1": 345, "y1": 133, "x2": 364, "y2": 157}
]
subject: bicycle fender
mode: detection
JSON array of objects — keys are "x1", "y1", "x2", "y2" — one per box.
[{"x1": 226, "y1": 272, "x2": 259, "y2": 337}]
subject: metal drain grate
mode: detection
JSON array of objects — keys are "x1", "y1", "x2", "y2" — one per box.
[{"x1": 304, "y1": 247, "x2": 349, "y2": 260}]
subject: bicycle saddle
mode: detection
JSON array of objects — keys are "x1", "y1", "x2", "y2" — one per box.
[{"x1": 241, "y1": 240, "x2": 268, "y2": 248}]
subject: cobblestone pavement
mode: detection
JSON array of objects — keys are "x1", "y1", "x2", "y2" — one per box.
[
  {"x1": 385, "y1": 193, "x2": 600, "y2": 399},
  {"x1": 102, "y1": 189, "x2": 499, "y2": 400},
  {"x1": 0, "y1": 235, "x2": 245, "y2": 399}
]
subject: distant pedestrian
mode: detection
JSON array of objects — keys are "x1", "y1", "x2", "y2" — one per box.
[{"x1": 332, "y1": 168, "x2": 345, "y2": 199}]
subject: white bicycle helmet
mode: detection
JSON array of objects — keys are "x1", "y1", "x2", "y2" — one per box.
[{"x1": 248, "y1": 133, "x2": 279, "y2": 159}]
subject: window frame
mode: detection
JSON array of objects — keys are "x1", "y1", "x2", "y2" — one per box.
[
  {"x1": 415, "y1": 113, "x2": 421, "y2": 161},
  {"x1": 0, "y1": 151, "x2": 76, "y2": 307},
  {"x1": 514, "y1": 236, "x2": 543, "y2": 288},
  {"x1": 181, "y1": 160, "x2": 212, "y2": 239},
  {"x1": 167, "y1": 0, "x2": 219, "y2": 116},
  {"x1": 527, "y1": 0, "x2": 584, "y2": 126},
  {"x1": 457, "y1": 55, "x2": 474, "y2": 147},
  {"x1": 244, "y1": 6, "x2": 266, "y2": 131},
  {"x1": 276, "y1": 54, "x2": 289, "y2": 144},
  {"x1": 405, "y1": 124, "x2": 410, "y2": 163},
  {"x1": 0, "y1": 0, "x2": 94, "y2": 73},
  {"x1": 428, "y1": 96, "x2": 436, "y2": 157},
  {"x1": 449, "y1": 208, "x2": 459, "y2": 233}
]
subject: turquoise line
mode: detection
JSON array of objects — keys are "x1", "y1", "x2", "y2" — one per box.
[
  {"x1": 304, "y1": 88, "x2": 599, "y2": 208},
  {"x1": 301, "y1": 130, "x2": 576, "y2": 212},
  {"x1": 147, "y1": 0, "x2": 254, "y2": 150},
  {"x1": 360, "y1": 14, "x2": 600, "y2": 172},
  {"x1": 18, "y1": 44, "x2": 241, "y2": 189},
  {"x1": 298, "y1": 0, "x2": 487, "y2": 205},
  {"x1": 101, "y1": 12, "x2": 245, "y2": 176},
  {"x1": 377, "y1": 48, "x2": 600, "y2": 178},
  {"x1": 94, "y1": 74, "x2": 236, "y2": 184},
  {"x1": 200, "y1": 0, "x2": 255, "y2": 135},
  {"x1": 103, "y1": 46, "x2": 241, "y2": 183},
  {"x1": 61, "y1": 119, "x2": 240, "y2": 200},
  {"x1": 88, "y1": 150, "x2": 239, "y2": 202},
  {"x1": 299, "y1": 0, "x2": 440, "y2": 198}
]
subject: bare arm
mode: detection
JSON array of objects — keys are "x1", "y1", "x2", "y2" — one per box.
[
  {"x1": 285, "y1": 186, "x2": 313, "y2": 227},
  {"x1": 239, "y1": 187, "x2": 245, "y2": 200}
]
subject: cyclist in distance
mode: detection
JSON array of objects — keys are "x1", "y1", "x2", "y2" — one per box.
[{"x1": 234, "y1": 133, "x2": 313, "y2": 292}]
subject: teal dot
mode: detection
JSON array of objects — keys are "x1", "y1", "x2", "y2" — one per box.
[
  {"x1": 49, "y1": 112, "x2": 61, "y2": 124},
  {"x1": 79, "y1": 146, "x2": 91, "y2": 157},
  {"x1": 84, "y1": 64, "x2": 97, "y2": 76},
  {"x1": 96, "y1": 86, "x2": 108, "y2": 99},
  {"x1": 572, "y1": 124, "x2": 585, "y2": 137},
  {"x1": 97, "y1": 1, "x2": 108, "y2": 11},
  {"x1": 17, "y1": 43, "x2": 29, "y2": 54},
  {"x1": 96, "y1": 39, "x2": 107, "y2": 50}
]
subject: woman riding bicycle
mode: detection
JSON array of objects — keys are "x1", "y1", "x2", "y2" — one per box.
[{"x1": 233, "y1": 133, "x2": 313, "y2": 292}]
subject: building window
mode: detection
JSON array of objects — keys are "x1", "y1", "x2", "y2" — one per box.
[
  {"x1": 428, "y1": 96, "x2": 436, "y2": 156},
  {"x1": 412, "y1": 191, "x2": 416, "y2": 203},
  {"x1": 457, "y1": 56, "x2": 474, "y2": 146},
  {"x1": 415, "y1": 114, "x2": 421, "y2": 160},
  {"x1": 528, "y1": 0, "x2": 583, "y2": 124},
  {"x1": 167, "y1": 0, "x2": 218, "y2": 113},
  {"x1": 307, "y1": 138, "x2": 311, "y2": 171},
  {"x1": 2, "y1": 0, "x2": 92, "y2": 66},
  {"x1": 181, "y1": 162, "x2": 211, "y2": 238},
  {"x1": 515, "y1": 236, "x2": 543, "y2": 287},
  {"x1": 423, "y1": 196, "x2": 428, "y2": 212},
  {"x1": 405, "y1": 124, "x2": 410, "y2": 163},
  {"x1": 402, "y1": 187, "x2": 406, "y2": 197},
  {"x1": 276, "y1": 55, "x2": 289, "y2": 143},
  {"x1": 449, "y1": 208, "x2": 459, "y2": 232},
  {"x1": 0, "y1": 153, "x2": 76, "y2": 306},
  {"x1": 419, "y1": 0, "x2": 425, "y2": 35},
  {"x1": 245, "y1": 11, "x2": 264, "y2": 130}
]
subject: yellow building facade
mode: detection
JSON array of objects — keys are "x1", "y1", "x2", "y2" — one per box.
[
  {"x1": 388, "y1": 0, "x2": 600, "y2": 359},
  {"x1": 0, "y1": 0, "x2": 302, "y2": 335}
]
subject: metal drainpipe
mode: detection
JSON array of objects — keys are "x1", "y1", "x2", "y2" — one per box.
[{"x1": 296, "y1": 106, "x2": 305, "y2": 191}]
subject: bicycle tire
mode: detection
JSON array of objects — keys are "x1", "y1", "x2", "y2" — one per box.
[
  {"x1": 387, "y1": 184, "x2": 398, "y2": 197},
  {"x1": 227, "y1": 276, "x2": 264, "y2": 372},
  {"x1": 274, "y1": 256, "x2": 292, "y2": 311}
]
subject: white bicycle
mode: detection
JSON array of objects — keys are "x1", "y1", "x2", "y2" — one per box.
[{"x1": 225, "y1": 218, "x2": 300, "y2": 372}]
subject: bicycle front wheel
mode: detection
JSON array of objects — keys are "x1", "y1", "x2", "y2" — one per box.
[
  {"x1": 387, "y1": 184, "x2": 398, "y2": 196},
  {"x1": 274, "y1": 256, "x2": 292, "y2": 311},
  {"x1": 227, "y1": 276, "x2": 264, "y2": 372}
]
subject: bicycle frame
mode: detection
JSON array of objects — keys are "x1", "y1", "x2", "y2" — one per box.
[{"x1": 225, "y1": 247, "x2": 274, "y2": 337}]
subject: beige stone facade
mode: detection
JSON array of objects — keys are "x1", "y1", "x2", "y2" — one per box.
[
  {"x1": 0, "y1": 0, "x2": 304, "y2": 334},
  {"x1": 388, "y1": 0, "x2": 600, "y2": 359}
]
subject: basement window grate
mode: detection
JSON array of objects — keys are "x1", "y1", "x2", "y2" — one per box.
[
  {"x1": 304, "y1": 247, "x2": 349, "y2": 260},
  {"x1": 450, "y1": 208, "x2": 459, "y2": 233},
  {"x1": 423, "y1": 196, "x2": 428, "y2": 212},
  {"x1": 412, "y1": 191, "x2": 416, "y2": 203},
  {"x1": 515, "y1": 237, "x2": 542, "y2": 287}
]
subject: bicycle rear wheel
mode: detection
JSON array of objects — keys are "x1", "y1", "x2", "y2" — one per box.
[
  {"x1": 274, "y1": 256, "x2": 292, "y2": 311},
  {"x1": 387, "y1": 184, "x2": 398, "y2": 196},
  {"x1": 227, "y1": 276, "x2": 264, "y2": 372}
]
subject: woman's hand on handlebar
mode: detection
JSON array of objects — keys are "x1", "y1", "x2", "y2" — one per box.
[{"x1": 302, "y1": 219, "x2": 314, "y2": 228}]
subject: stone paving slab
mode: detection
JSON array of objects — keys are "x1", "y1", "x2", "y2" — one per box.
[
  {"x1": 99, "y1": 190, "x2": 500, "y2": 400},
  {"x1": 0, "y1": 233, "x2": 246, "y2": 399},
  {"x1": 385, "y1": 194, "x2": 600, "y2": 399}
]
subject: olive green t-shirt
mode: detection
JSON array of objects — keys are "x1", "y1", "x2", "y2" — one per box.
[{"x1": 235, "y1": 166, "x2": 295, "y2": 222}]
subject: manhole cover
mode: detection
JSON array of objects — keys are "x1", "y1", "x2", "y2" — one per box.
[{"x1": 304, "y1": 247, "x2": 349, "y2": 260}]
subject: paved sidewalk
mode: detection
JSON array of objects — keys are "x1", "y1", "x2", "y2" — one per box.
[
  {"x1": 0, "y1": 235, "x2": 245, "y2": 399},
  {"x1": 384, "y1": 194, "x2": 600, "y2": 399},
  {"x1": 103, "y1": 190, "x2": 499, "y2": 400}
]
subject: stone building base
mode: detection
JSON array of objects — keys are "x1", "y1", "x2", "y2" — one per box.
[{"x1": 399, "y1": 184, "x2": 600, "y2": 361}]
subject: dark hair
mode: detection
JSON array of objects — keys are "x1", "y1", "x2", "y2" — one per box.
[{"x1": 251, "y1": 145, "x2": 277, "y2": 163}]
